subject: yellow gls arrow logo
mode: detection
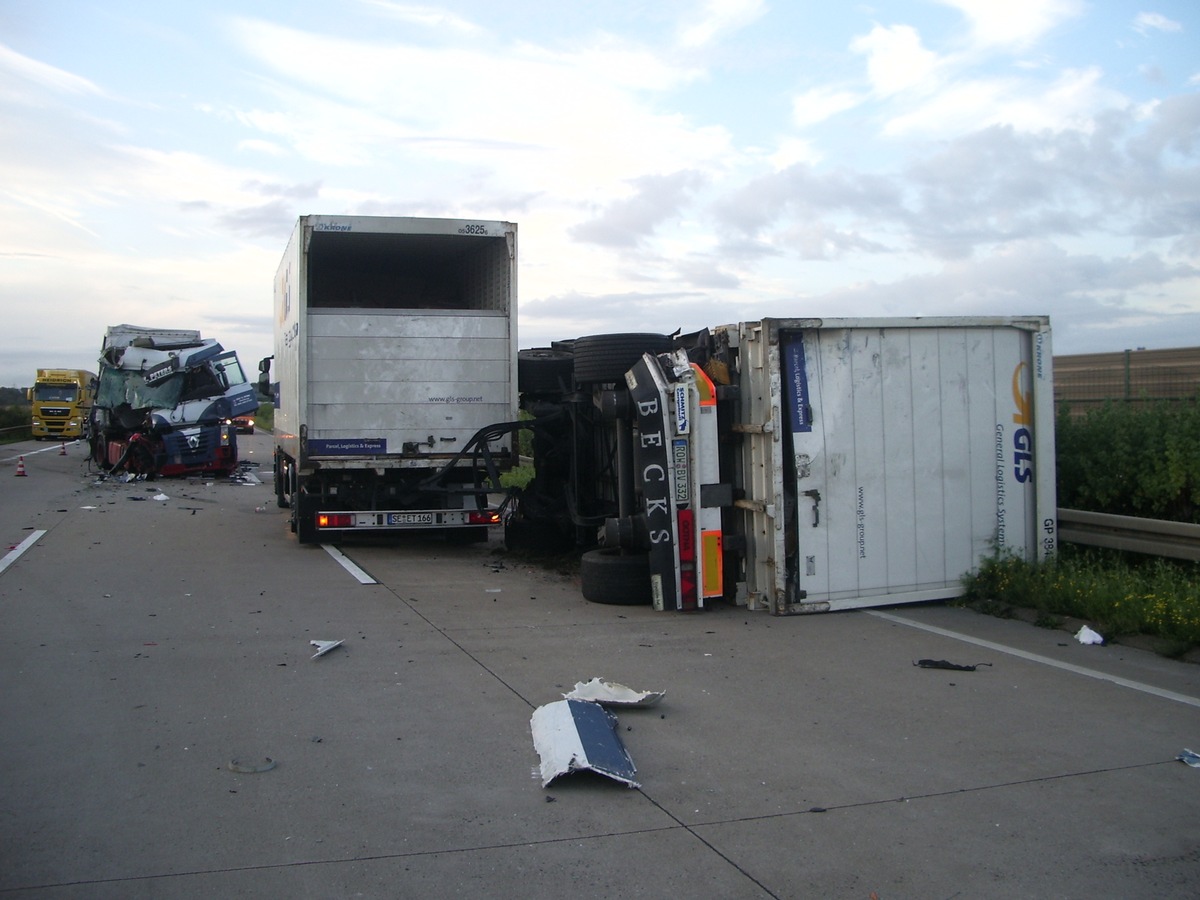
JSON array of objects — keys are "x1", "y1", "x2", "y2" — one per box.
[{"x1": 1011, "y1": 363, "x2": 1033, "y2": 483}]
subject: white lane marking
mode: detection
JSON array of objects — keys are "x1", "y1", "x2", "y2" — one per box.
[
  {"x1": 2, "y1": 441, "x2": 80, "y2": 462},
  {"x1": 1, "y1": 530, "x2": 47, "y2": 576},
  {"x1": 867, "y1": 609, "x2": 1200, "y2": 710},
  {"x1": 322, "y1": 544, "x2": 377, "y2": 584}
]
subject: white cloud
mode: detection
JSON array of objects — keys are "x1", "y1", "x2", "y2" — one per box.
[
  {"x1": 791, "y1": 86, "x2": 862, "y2": 127},
  {"x1": 357, "y1": 1, "x2": 482, "y2": 33},
  {"x1": 850, "y1": 24, "x2": 941, "y2": 97},
  {"x1": 0, "y1": 42, "x2": 107, "y2": 99},
  {"x1": 936, "y1": 0, "x2": 1084, "y2": 50},
  {"x1": 226, "y1": 19, "x2": 730, "y2": 205},
  {"x1": 677, "y1": 0, "x2": 767, "y2": 49},
  {"x1": 1134, "y1": 12, "x2": 1183, "y2": 35},
  {"x1": 769, "y1": 137, "x2": 822, "y2": 170},
  {"x1": 881, "y1": 66, "x2": 1125, "y2": 139},
  {"x1": 236, "y1": 138, "x2": 287, "y2": 157}
]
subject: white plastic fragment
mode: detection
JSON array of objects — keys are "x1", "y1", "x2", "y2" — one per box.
[
  {"x1": 153, "y1": 493, "x2": 170, "y2": 501},
  {"x1": 310, "y1": 639, "x2": 344, "y2": 659},
  {"x1": 1075, "y1": 625, "x2": 1104, "y2": 645},
  {"x1": 564, "y1": 677, "x2": 665, "y2": 708}
]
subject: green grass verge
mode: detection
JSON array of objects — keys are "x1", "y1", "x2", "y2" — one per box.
[{"x1": 961, "y1": 545, "x2": 1200, "y2": 646}]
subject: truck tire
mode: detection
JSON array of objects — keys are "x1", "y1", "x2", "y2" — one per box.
[
  {"x1": 274, "y1": 456, "x2": 290, "y2": 509},
  {"x1": 573, "y1": 333, "x2": 672, "y2": 385},
  {"x1": 580, "y1": 548, "x2": 652, "y2": 605},
  {"x1": 518, "y1": 347, "x2": 574, "y2": 395},
  {"x1": 291, "y1": 472, "x2": 319, "y2": 544}
]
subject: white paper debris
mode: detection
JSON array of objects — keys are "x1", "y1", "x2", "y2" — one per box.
[
  {"x1": 310, "y1": 639, "x2": 344, "y2": 659},
  {"x1": 564, "y1": 677, "x2": 665, "y2": 708},
  {"x1": 1075, "y1": 625, "x2": 1104, "y2": 645},
  {"x1": 153, "y1": 493, "x2": 170, "y2": 501}
]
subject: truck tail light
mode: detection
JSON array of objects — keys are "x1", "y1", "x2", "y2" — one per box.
[
  {"x1": 468, "y1": 510, "x2": 501, "y2": 525},
  {"x1": 677, "y1": 509, "x2": 698, "y2": 611},
  {"x1": 318, "y1": 513, "x2": 354, "y2": 528}
]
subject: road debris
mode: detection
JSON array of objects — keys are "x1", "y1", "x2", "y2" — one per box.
[
  {"x1": 310, "y1": 639, "x2": 344, "y2": 659},
  {"x1": 530, "y1": 699, "x2": 639, "y2": 788},
  {"x1": 227, "y1": 757, "x2": 276, "y2": 774},
  {"x1": 1177, "y1": 749, "x2": 1200, "y2": 767},
  {"x1": 564, "y1": 677, "x2": 666, "y2": 707},
  {"x1": 1075, "y1": 625, "x2": 1105, "y2": 645},
  {"x1": 914, "y1": 659, "x2": 993, "y2": 672}
]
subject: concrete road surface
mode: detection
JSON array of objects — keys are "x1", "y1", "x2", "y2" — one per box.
[{"x1": 2, "y1": 435, "x2": 1199, "y2": 898}]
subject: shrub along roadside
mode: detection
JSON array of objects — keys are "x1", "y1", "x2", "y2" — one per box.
[
  {"x1": 962, "y1": 398, "x2": 1200, "y2": 656},
  {"x1": 961, "y1": 545, "x2": 1200, "y2": 651},
  {"x1": 1056, "y1": 397, "x2": 1200, "y2": 523},
  {"x1": 0, "y1": 405, "x2": 31, "y2": 444}
]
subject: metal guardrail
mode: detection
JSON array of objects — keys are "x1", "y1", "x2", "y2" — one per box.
[{"x1": 1058, "y1": 508, "x2": 1200, "y2": 561}]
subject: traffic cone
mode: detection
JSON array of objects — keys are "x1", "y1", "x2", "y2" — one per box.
[
  {"x1": 15, "y1": 456, "x2": 27, "y2": 476},
  {"x1": 59, "y1": 442, "x2": 67, "y2": 456}
]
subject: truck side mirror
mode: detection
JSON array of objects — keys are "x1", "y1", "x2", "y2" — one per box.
[{"x1": 257, "y1": 357, "x2": 272, "y2": 400}]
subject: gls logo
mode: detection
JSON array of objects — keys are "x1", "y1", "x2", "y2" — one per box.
[{"x1": 1011, "y1": 363, "x2": 1033, "y2": 484}]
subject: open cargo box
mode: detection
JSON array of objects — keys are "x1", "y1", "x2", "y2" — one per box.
[{"x1": 724, "y1": 317, "x2": 1056, "y2": 614}]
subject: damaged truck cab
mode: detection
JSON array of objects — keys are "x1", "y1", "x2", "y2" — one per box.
[{"x1": 90, "y1": 325, "x2": 259, "y2": 477}]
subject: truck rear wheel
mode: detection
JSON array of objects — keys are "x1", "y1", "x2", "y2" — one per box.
[
  {"x1": 275, "y1": 456, "x2": 290, "y2": 509},
  {"x1": 518, "y1": 347, "x2": 574, "y2": 396},
  {"x1": 572, "y1": 333, "x2": 673, "y2": 385},
  {"x1": 580, "y1": 548, "x2": 652, "y2": 605}
]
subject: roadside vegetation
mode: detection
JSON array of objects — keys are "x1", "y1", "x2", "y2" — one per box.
[
  {"x1": 499, "y1": 410, "x2": 534, "y2": 489},
  {"x1": 1056, "y1": 397, "x2": 1200, "y2": 523},
  {"x1": 253, "y1": 401, "x2": 274, "y2": 432},
  {"x1": 0, "y1": 388, "x2": 31, "y2": 444},
  {"x1": 962, "y1": 396, "x2": 1200, "y2": 652},
  {"x1": 962, "y1": 545, "x2": 1200, "y2": 652}
]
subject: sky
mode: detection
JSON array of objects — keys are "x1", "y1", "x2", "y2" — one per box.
[{"x1": 1, "y1": 0, "x2": 1198, "y2": 387}]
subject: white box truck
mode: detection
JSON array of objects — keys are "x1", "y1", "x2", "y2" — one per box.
[
  {"x1": 265, "y1": 215, "x2": 518, "y2": 544},
  {"x1": 515, "y1": 316, "x2": 1057, "y2": 614}
]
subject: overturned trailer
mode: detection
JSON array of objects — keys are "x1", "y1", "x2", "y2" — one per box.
[{"x1": 513, "y1": 317, "x2": 1056, "y2": 614}]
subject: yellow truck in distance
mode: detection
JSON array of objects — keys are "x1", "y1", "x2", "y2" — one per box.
[{"x1": 27, "y1": 368, "x2": 97, "y2": 440}]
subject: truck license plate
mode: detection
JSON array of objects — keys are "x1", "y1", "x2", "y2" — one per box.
[{"x1": 387, "y1": 513, "x2": 434, "y2": 526}]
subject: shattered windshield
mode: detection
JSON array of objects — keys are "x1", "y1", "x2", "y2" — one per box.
[{"x1": 96, "y1": 367, "x2": 183, "y2": 411}]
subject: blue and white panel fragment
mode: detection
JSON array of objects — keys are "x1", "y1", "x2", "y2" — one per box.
[{"x1": 530, "y1": 699, "x2": 639, "y2": 788}]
